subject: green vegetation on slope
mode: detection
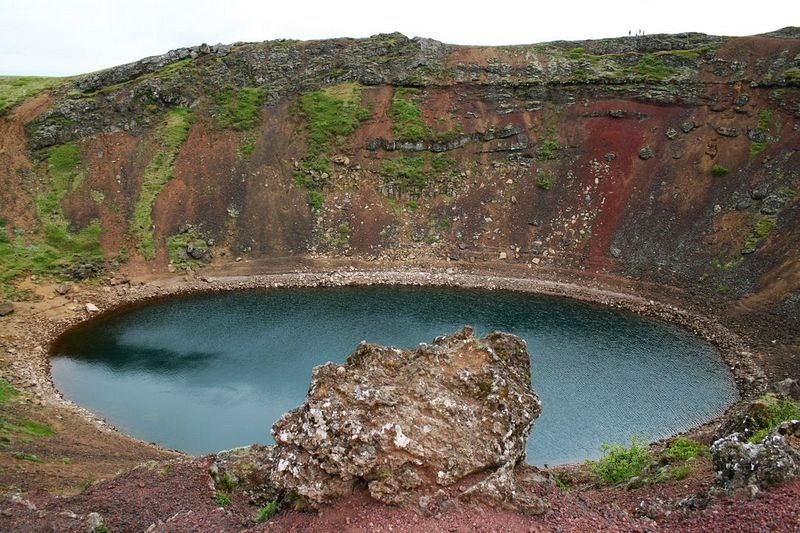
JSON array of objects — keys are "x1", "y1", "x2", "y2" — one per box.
[
  {"x1": 390, "y1": 88, "x2": 426, "y2": 141},
  {"x1": 381, "y1": 155, "x2": 426, "y2": 195},
  {"x1": 587, "y1": 437, "x2": 650, "y2": 485},
  {"x1": 747, "y1": 395, "x2": 800, "y2": 443},
  {"x1": 294, "y1": 82, "x2": 371, "y2": 206},
  {"x1": 0, "y1": 143, "x2": 104, "y2": 298},
  {"x1": 0, "y1": 379, "x2": 19, "y2": 405},
  {"x1": 167, "y1": 229, "x2": 208, "y2": 268},
  {"x1": 215, "y1": 87, "x2": 266, "y2": 130},
  {"x1": 0, "y1": 76, "x2": 62, "y2": 115},
  {"x1": 130, "y1": 107, "x2": 194, "y2": 260}
]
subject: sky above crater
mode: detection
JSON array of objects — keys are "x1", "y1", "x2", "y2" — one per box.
[{"x1": 0, "y1": 0, "x2": 794, "y2": 76}]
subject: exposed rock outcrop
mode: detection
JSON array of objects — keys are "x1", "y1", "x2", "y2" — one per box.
[
  {"x1": 712, "y1": 420, "x2": 800, "y2": 496},
  {"x1": 269, "y1": 327, "x2": 542, "y2": 511}
]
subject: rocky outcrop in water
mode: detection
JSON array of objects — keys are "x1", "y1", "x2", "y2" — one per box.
[{"x1": 268, "y1": 327, "x2": 543, "y2": 511}]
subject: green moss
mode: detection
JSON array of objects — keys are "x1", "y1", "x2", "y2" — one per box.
[
  {"x1": 711, "y1": 164, "x2": 729, "y2": 176},
  {"x1": 632, "y1": 54, "x2": 675, "y2": 82},
  {"x1": 0, "y1": 76, "x2": 62, "y2": 115},
  {"x1": 536, "y1": 169, "x2": 557, "y2": 190},
  {"x1": 166, "y1": 230, "x2": 207, "y2": 267},
  {"x1": 390, "y1": 87, "x2": 427, "y2": 141},
  {"x1": 295, "y1": 83, "x2": 370, "y2": 187},
  {"x1": 0, "y1": 142, "x2": 105, "y2": 297},
  {"x1": 749, "y1": 141, "x2": 767, "y2": 160},
  {"x1": 131, "y1": 107, "x2": 194, "y2": 260},
  {"x1": 0, "y1": 418, "x2": 54, "y2": 437},
  {"x1": 239, "y1": 133, "x2": 257, "y2": 156},
  {"x1": 0, "y1": 379, "x2": 19, "y2": 405},
  {"x1": 747, "y1": 396, "x2": 800, "y2": 443},
  {"x1": 381, "y1": 155, "x2": 427, "y2": 195},
  {"x1": 215, "y1": 87, "x2": 265, "y2": 130},
  {"x1": 254, "y1": 501, "x2": 278, "y2": 523},
  {"x1": 307, "y1": 190, "x2": 325, "y2": 210}
]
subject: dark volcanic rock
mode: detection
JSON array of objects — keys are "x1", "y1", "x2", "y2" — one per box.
[
  {"x1": 270, "y1": 327, "x2": 541, "y2": 510},
  {"x1": 712, "y1": 421, "x2": 800, "y2": 494}
]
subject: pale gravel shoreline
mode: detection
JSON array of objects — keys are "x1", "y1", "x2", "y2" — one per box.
[{"x1": 5, "y1": 266, "x2": 766, "y2": 459}]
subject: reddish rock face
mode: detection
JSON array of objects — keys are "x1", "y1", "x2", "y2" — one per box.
[{"x1": 270, "y1": 328, "x2": 542, "y2": 510}]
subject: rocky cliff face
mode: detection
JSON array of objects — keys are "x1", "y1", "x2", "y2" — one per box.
[{"x1": 1, "y1": 30, "x2": 799, "y2": 353}]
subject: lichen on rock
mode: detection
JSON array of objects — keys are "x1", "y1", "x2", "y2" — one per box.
[{"x1": 269, "y1": 327, "x2": 542, "y2": 511}]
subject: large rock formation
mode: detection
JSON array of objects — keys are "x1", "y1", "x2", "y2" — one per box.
[
  {"x1": 268, "y1": 327, "x2": 542, "y2": 511},
  {"x1": 711, "y1": 388, "x2": 800, "y2": 496}
]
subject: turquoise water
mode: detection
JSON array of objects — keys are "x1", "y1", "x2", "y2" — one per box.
[{"x1": 50, "y1": 286, "x2": 738, "y2": 465}]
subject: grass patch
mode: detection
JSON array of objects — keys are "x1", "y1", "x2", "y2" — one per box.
[
  {"x1": 0, "y1": 418, "x2": 54, "y2": 437},
  {"x1": 664, "y1": 437, "x2": 705, "y2": 461},
  {"x1": 749, "y1": 141, "x2": 767, "y2": 160},
  {"x1": 0, "y1": 379, "x2": 19, "y2": 405},
  {"x1": 295, "y1": 82, "x2": 370, "y2": 188},
  {"x1": 0, "y1": 76, "x2": 62, "y2": 115},
  {"x1": 254, "y1": 501, "x2": 278, "y2": 523},
  {"x1": 757, "y1": 110, "x2": 774, "y2": 131},
  {"x1": 0, "y1": 143, "x2": 104, "y2": 296},
  {"x1": 711, "y1": 164, "x2": 729, "y2": 176},
  {"x1": 130, "y1": 107, "x2": 194, "y2": 260},
  {"x1": 166, "y1": 230, "x2": 207, "y2": 267},
  {"x1": 390, "y1": 88, "x2": 426, "y2": 141},
  {"x1": 587, "y1": 437, "x2": 649, "y2": 485},
  {"x1": 215, "y1": 87, "x2": 265, "y2": 130},
  {"x1": 12, "y1": 452, "x2": 42, "y2": 463},
  {"x1": 631, "y1": 54, "x2": 677, "y2": 82},
  {"x1": 748, "y1": 396, "x2": 800, "y2": 443},
  {"x1": 431, "y1": 154, "x2": 457, "y2": 175},
  {"x1": 239, "y1": 133, "x2": 257, "y2": 156},
  {"x1": 536, "y1": 169, "x2": 557, "y2": 190},
  {"x1": 535, "y1": 125, "x2": 559, "y2": 161},
  {"x1": 381, "y1": 155, "x2": 427, "y2": 195},
  {"x1": 214, "y1": 491, "x2": 230, "y2": 507},
  {"x1": 743, "y1": 215, "x2": 777, "y2": 253},
  {"x1": 307, "y1": 190, "x2": 325, "y2": 211}
]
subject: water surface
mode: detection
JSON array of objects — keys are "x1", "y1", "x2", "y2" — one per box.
[{"x1": 51, "y1": 286, "x2": 738, "y2": 464}]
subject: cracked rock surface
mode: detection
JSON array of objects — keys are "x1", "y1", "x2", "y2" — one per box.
[{"x1": 270, "y1": 327, "x2": 541, "y2": 509}]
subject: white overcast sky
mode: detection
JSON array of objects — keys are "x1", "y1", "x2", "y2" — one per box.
[{"x1": 0, "y1": 0, "x2": 795, "y2": 76}]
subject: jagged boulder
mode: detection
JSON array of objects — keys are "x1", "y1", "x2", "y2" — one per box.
[
  {"x1": 270, "y1": 327, "x2": 542, "y2": 511},
  {"x1": 712, "y1": 420, "x2": 800, "y2": 496}
]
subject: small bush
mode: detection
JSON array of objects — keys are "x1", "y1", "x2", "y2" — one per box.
[
  {"x1": 536, "y1": 170, "x2": 557, "y2": 190},
  {"x1": 307, "y1": 190, "x2": 325, "y2": 210},
  {"x1": 664, "y1": 437, "x2": 705, "y2": 461},
  {"x1": 711, "y1": 164, "x2": 729, "y2": 176},
  {"x1": 587, "y1": 437, "x2": 650, "y2": 485},
  {"x1": 214, "y1": 491, "x2": 230, "y2": 507},
  {"x1": 254, "y1": 501, "x2": 278, "y2": 523}
]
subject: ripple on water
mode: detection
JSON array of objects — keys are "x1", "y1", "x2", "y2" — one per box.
[{"x1": 51, "y1": 286, "x2": 738, "y2": 465}]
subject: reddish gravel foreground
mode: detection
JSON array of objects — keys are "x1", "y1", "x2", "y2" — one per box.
[{"x1": 2, "y1": 454, "x2": 799, "y2": 532}]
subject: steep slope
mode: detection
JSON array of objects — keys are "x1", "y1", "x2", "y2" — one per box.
[{"x1": 1, "y1": 30, "x2": 799, "y2": 367}]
